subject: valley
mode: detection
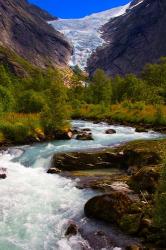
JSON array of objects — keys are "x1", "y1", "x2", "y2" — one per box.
[{"x1": 0, "y1": 0, "x2": 166, "y2": 249}]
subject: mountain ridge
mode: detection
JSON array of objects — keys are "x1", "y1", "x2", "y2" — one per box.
[
  {"x1": 0, "y1": 0, "x2": 72, "y2": 68},
  {"x1": 87, "y1": 0, "x2": 166, "y2": 76}
]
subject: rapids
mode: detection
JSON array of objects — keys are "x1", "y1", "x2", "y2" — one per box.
[{"x1": 0, "y1": 120, "x2": 164, "y2": 250}]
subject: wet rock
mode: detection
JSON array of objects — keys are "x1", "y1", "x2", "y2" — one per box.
[
  {"x1": 47, "y1": 167, "x2": 61, "y2": 174},
  {"x1": 105, "y1": 129, "x2": 116, "y2": 134},
  {"x1": 65, "y1": 223, "x2": 78, "y2": 237},
  {"x1": 0, "y1": 168, "x2": 7, "y2": 179},
  {"x1": 135, "y1": 127, "x2": 148, "y2": 133},
  {"x1": 76, "y1": 132, "x2": 93, "y2": 141},
  {"x1": 128, "y1": 166, "x2": 160, "y2": 193},
  {"x1": 50, "y1": 151, "x2": 121, "y2": 171},
  {"x1": 82, "y1": 128, "x2": 91, "y2": 132},
  {"x1": 50, "y1": 140, "x2": 162, "y2": 173},
  {"x1": 71, "y1": 129, "x2": 80, "y2": 134},
  {"x1": 84, "y1": 192, "x2": 141, "y2": 224},
  {"x1": 55, "y1": 131, "x2": 73, "y2": 140}
]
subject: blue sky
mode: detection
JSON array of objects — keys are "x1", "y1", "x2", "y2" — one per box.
[{"x1": 29, "y1": 0, "x2": 130, "y2": 19}]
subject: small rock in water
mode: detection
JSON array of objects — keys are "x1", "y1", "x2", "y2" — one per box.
[
  {"x1": 65, "y1": 222, "x2": 78, "y2": 237},
  {"x1": 105, "y1": 129, "x2": 116, "y2": 134},
  {"x1": 47, "y1": 167, "x2": 61, "y2": 174},
  {"x1": 0, "y1": 168, "x2": 7, "y2": 179},
  {"x1": 55, "y1": 131, "x2": 73, "y2": 140},
  {"x1": 76, "y1": 132, "x2": 93, "y2": 140},
  {"x1": 135, "y1": 127, "x2": 148, "y2": 133},
  {"x1": 82, "y1": 128, "x2": 91, "y2": 132}
]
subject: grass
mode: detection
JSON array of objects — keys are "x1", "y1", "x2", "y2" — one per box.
[
  {"x1": 72, "y1": 102, "x2": 166, "y2": 126},
  {"x1": 0, "y1": 113, "x2": 43, "y2": 144}
]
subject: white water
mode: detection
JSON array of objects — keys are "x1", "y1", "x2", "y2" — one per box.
[{"x1": 0, "y1": 120, "x2": 164, "y2": 250}]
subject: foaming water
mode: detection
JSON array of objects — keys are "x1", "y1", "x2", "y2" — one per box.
[
  {"x1": 0, "y1": 120, "x2": 164, "y2": 250},
  {"x1": 0, "y1": 153, "x2": 93, "y2": 250}
]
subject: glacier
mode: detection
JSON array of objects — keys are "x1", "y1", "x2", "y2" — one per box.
[{"x1": 49, "y1": 3, "x2": 130, "y2": 70}]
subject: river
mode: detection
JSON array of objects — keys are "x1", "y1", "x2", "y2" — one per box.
[{"x1": 0, "y1": 120, "x2": 164, "y2": 250}]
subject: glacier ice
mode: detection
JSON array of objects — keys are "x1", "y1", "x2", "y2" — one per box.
[{"x1": 49, "y1": 3, "x2": 130, "y2": 69}]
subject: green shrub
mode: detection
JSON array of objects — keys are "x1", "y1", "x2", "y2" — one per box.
[
  {"x1": 0, "y1": 85, "x2": 14, "y2": 112},
  {"x1": 17, "y1": 90, "x2": 45, "y2": 113},
  {"x1": 0, "y1": 122, "x2": 31, "y2": 143}
]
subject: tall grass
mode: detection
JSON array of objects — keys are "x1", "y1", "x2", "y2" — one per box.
[
  {"x1": 72, "y1": 102, "x2": 166, "y2": 126},
  {"x1": 0, "y1": 113, "x2": 42, "y2": 144}
]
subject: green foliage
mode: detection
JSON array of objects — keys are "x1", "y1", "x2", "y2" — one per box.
[
  {"x1": 17, "y1": 90, "x2": 45, "y2": 113},
  {"x1": 90, "y1": 69, "x2": 112, "y2": 105},
  {"x1": 0, "y1": 65, "x2": 11, "y2": 86},
  {"x1": 1, "y1": 43, "x2": 166, "y2": 143},
  {"x1": 0, "y1": 85, "x2": 14, "y2": 112},
  {"x1": 41, "y1": 70, "x2": 69, "y2": 133}
]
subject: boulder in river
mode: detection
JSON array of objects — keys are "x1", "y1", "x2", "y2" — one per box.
[
  {"x1": 84, "y1": 192, "x2": 143, "y2": 235},
  {"x1": 47, "y1": 167, "x2": 61, "y2": 174},
  {"x1": 76, "y1": 132, "x2": 93, "y2": 140},
  {"x1": 0, "y1": 168, "x2": 7, "y2": 179},
  {"x1": 65, "y1": 222, "x2": 78, "y2": 237},
  {"x1": 105, "y1": 129, "x2": 116, "y2": 134},
  {"x1": 84, "y1": 191, "x2": 142, "y2": 225},
  {"x1": 82, "y1": 128, "x2": 91, "y2": 132},
  {"x1": 135, "y1": 127, "x2": 148, "y2": 133},
  {"x1": 50, "y1": 151, "x2": 122, "y2": 171},
  {"x1": 54, "y1": 131, "x2": 73, "y2": 140}
]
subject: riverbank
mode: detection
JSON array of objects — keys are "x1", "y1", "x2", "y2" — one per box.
[
  {"x1": 72, "y1": 103, "x2": 166, "y2": 133},
  {"x1": 47, "y1": 138, "x2": 166, "y2": 249},
  {"x1": 0, "y1": 113, "x2": 73, "y2": 149}
]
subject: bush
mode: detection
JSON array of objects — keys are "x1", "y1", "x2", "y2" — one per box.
[
  {"x1": 0, "y1": 85, "x2": 14, "y2": 112},
  {"x1": 17, "y1": 90, "x2": 45, "y2": 113}
]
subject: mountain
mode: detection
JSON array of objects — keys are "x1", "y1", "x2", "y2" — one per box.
[
  {"x1": 49, "y1": 4, "x2": 130, "y2": 69},
  {"x1": 0, "y1": 0, "x2": 72, "y2": 68},
  {"x1": 28, "y1": 3, "x2": 57, "y2": 21},
  {"x1": 87, "y1": 0, "x2": 166, "y2": 76}
]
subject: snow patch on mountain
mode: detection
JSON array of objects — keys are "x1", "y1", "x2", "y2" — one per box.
[{"x1": 49, "y1": 3, "x2": 130, "y2": 69}]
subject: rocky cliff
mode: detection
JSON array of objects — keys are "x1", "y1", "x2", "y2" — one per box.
[
  {"x1": 87, "y1": 0, "x2": 166, "y2": 76},
  {"x1": 0, "y1": 0, "x2": 72, "y2": 68}
]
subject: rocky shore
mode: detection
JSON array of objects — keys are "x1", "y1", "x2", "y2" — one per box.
[{"x1": 47, "y1": 138, "x2": 166, "y2": 249}]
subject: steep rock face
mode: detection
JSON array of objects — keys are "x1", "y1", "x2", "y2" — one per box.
[
  {"x1": 87, "y1": 0, "x2": 166, "y2": 76},
  {"x1": 28, "y1": 3, "x2": 57, "y2": 21},
  {"x1": 0, "y1": 0, "x2": 72, "y2": 68}
]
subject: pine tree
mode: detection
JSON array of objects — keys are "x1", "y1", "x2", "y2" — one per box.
[
  {"x1": 91, "y1": 69, "x2": 112, "y2": 105},
  {"x1": 41, "y1": 70, "x2": 69, "y2": 133}
]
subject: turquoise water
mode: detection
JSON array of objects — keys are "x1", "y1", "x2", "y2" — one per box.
[{"x1": 0, "y1": 120, "x2": 163, "y2": 250}]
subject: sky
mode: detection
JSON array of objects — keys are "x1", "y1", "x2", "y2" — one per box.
[{"x1": 29, "y1": 0, "x2": 131, "y2": 19}]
